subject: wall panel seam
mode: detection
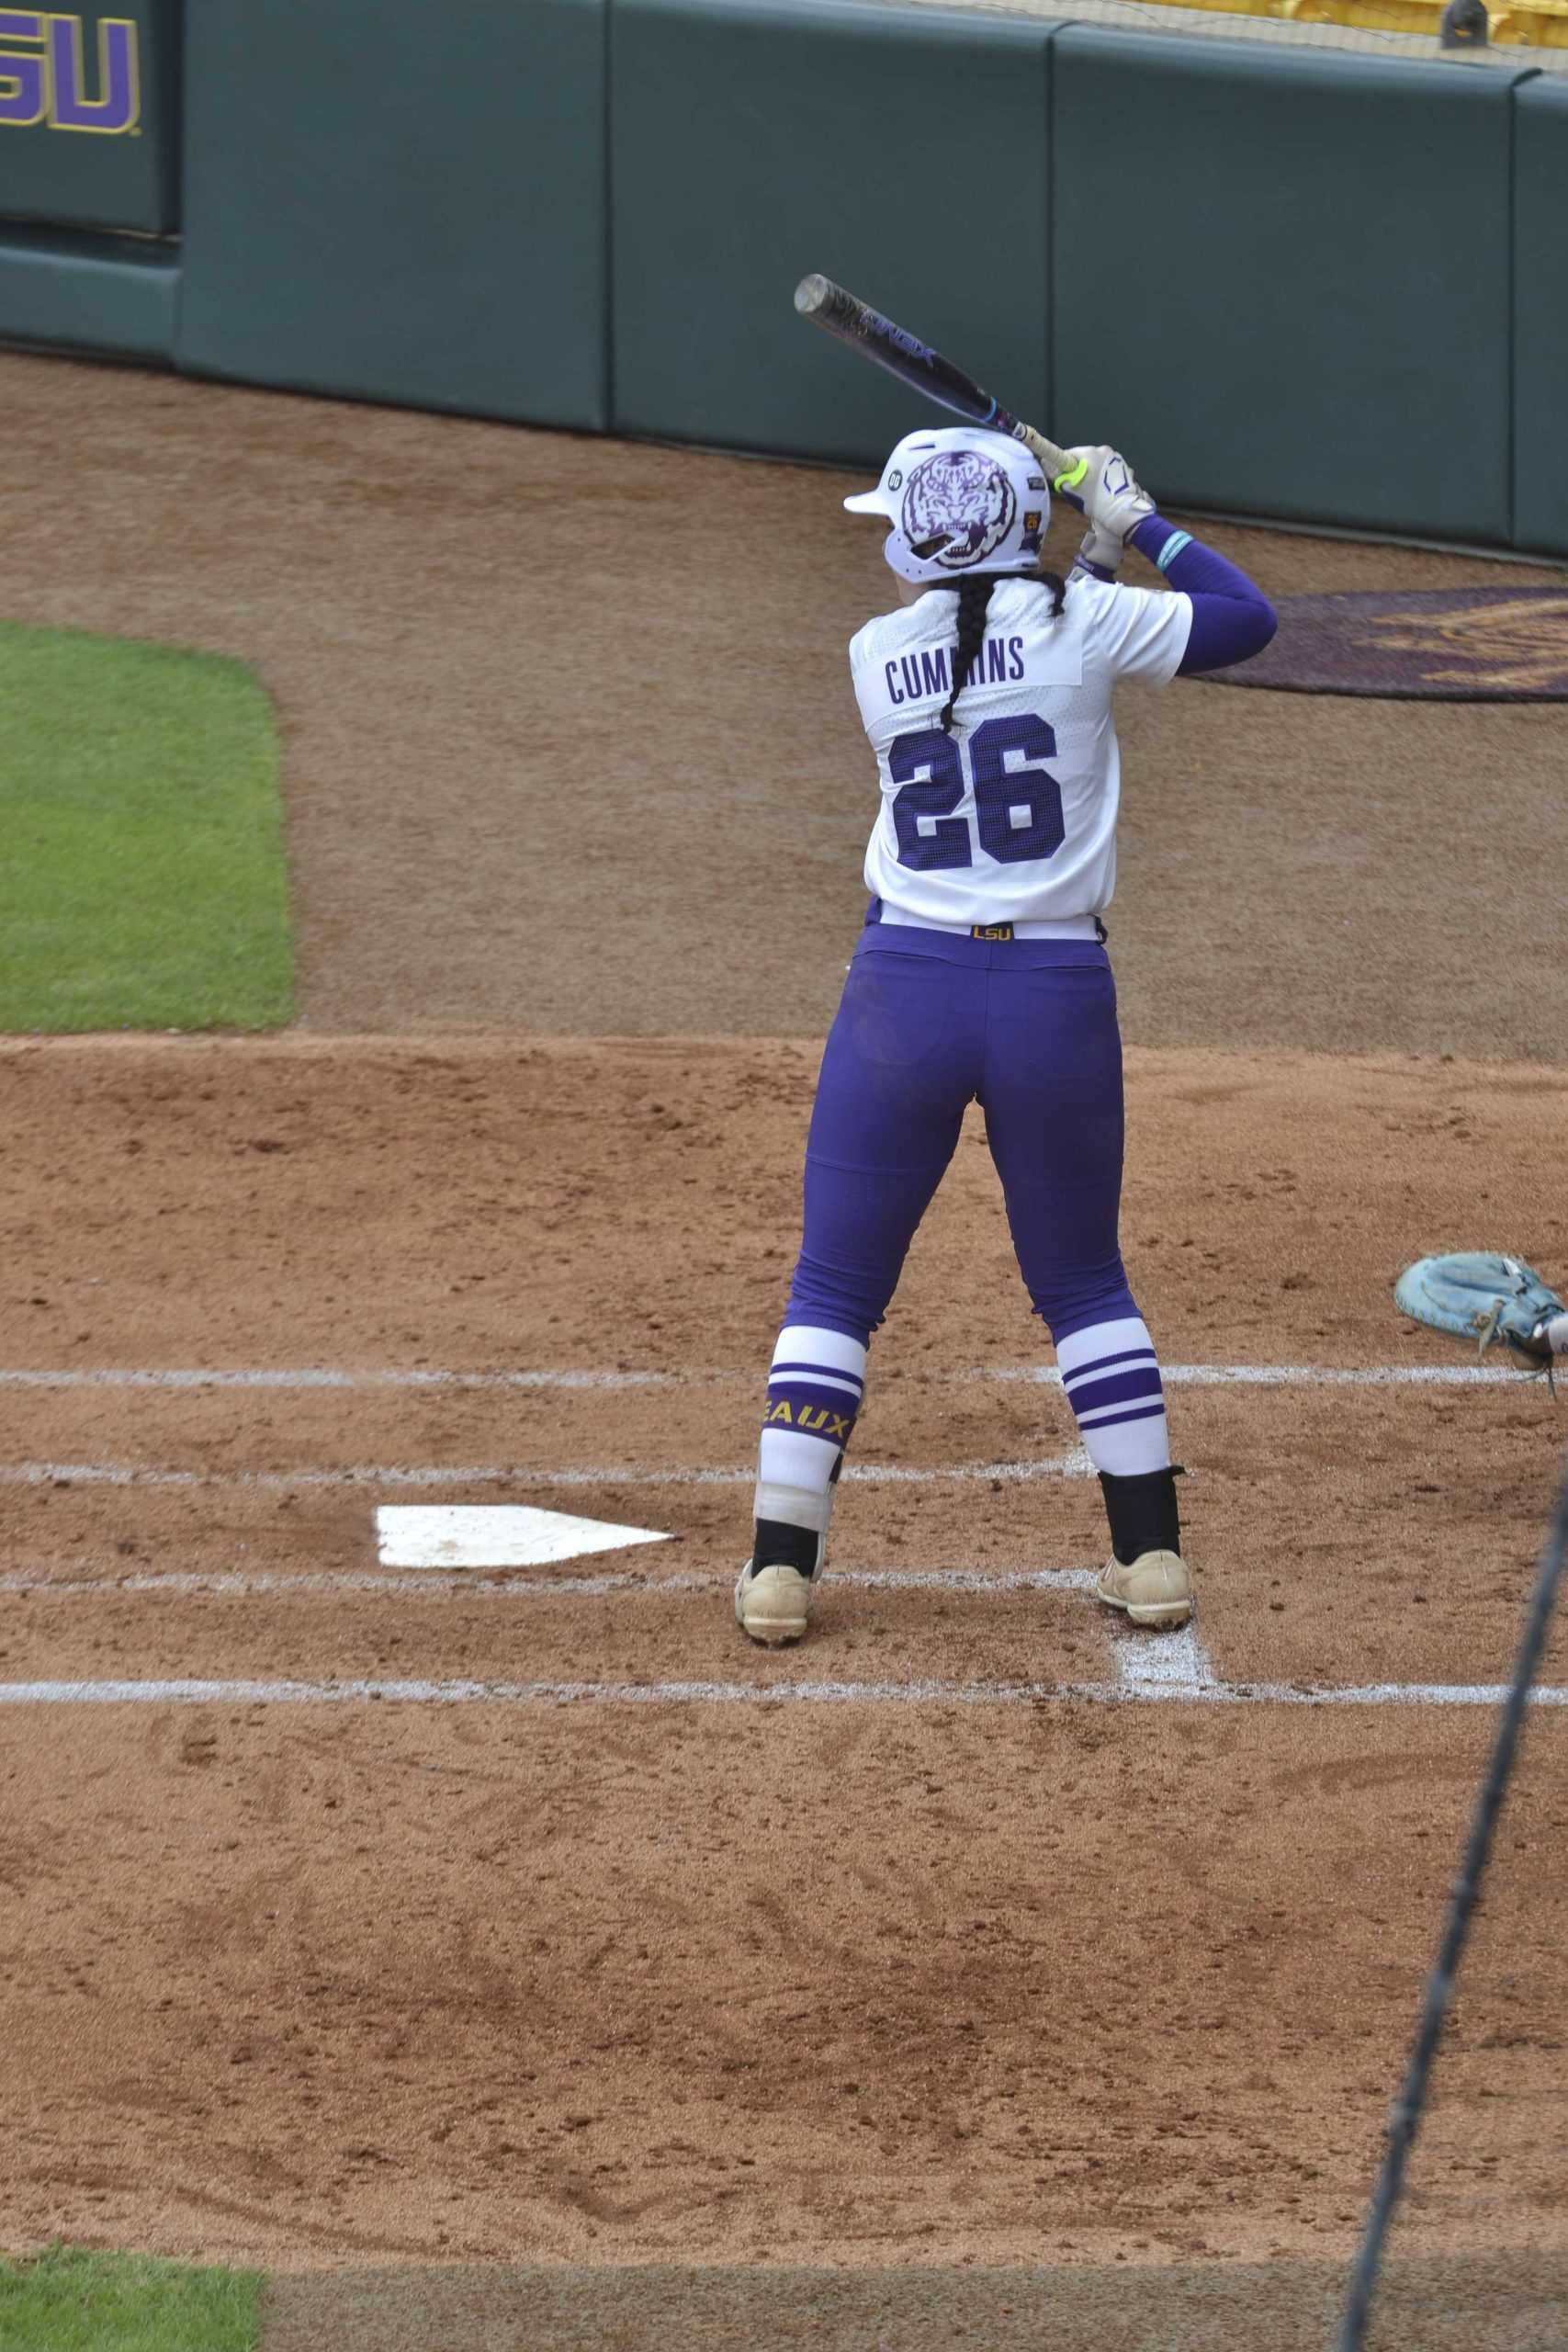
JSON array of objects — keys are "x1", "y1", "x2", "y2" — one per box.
[
  {"x1": 602, "y1": 0, "x2": 615, "y2": 436},
  {"x1": 1044, "y1": 26, "x2": 1058, "y2": 448}
]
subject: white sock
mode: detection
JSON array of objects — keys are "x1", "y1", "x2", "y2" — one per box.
[
  {"x1": 756, "y1": 1324, "x2": 866, "y2": 1527},
  {"x1": 1056, "y1": 1316, "x2": 1170, "y2": 1476}
]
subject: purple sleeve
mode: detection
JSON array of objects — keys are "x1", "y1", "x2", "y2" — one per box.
[{"x1": 1128, "y1": 514, "x2": 1278, "y2": 675}]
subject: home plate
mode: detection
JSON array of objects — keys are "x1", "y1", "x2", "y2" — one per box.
[{"x1": 376, "y1": 1505, "x2": 673, "y2": 1571}]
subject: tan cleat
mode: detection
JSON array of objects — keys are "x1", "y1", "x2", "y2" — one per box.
[
  {"x1": 1096, "y1": 1549, "x2": 1193, "y2": 1630},
  {"x1": 735, "y1": 1561, "x2": 813, "y2": 1645}
]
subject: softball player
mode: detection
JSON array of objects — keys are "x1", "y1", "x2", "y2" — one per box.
[{"x1": 736, "y1": 429, "x2": 1278, "y2": 1645}]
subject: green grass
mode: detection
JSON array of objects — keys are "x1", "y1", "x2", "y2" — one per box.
[
  {"x1": 0, "y1": 2246, "x2": 264, "y2": 2352},
  {"x1": 0, "y1": 621, "x2": 294, "y2": 1032}
]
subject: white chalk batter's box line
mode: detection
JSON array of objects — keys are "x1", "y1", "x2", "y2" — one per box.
[
  {"x1": 1, "y1": 1565, "x2": 1103, "y2": 1600},
  {"x1": 4, "y1": 1566, "x2": 1564, "y2": 1713},
  {"x1": 0, "y1": 1456, "x2": 1100, "y2": 1489},
  {"x1": 3, "y1": 1676, "x2": 1567, "y2": 1712},
  {"x1": 0, "y1": 1357, "x2": 1545, "y2": 1714},
  {"x1": 0, "y1": 1363, "x2": 1528, "y2": 1391}
]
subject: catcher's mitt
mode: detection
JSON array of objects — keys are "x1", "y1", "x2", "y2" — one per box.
[{"x1": 1393, "y1": 1252, "x2": 1564, "y2": 1375}]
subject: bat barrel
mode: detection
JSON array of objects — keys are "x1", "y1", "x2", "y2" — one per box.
[
  {"x1": 791, "y1": 270, "x2": 1070, "y2": 480},
  {"x1": 793, "y1": 273, "x2": 834, "y2": 318}
]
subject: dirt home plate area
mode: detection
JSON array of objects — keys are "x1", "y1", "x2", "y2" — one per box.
[{"x1": 5, "y1": 353, "x2": 1568, "y2": 2347}]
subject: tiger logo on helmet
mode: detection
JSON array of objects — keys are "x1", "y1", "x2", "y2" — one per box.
[
  {"x1": 900, "y1": 449, "x2": 1017, "y2": 571},
  {"x1": 841, "y1": 426, "x2": 1048, "y2": 584}
]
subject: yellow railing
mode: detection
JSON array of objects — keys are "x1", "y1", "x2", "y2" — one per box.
[{"x1": 1153, "y1": 0, "x2": 1568, "y2": 45}]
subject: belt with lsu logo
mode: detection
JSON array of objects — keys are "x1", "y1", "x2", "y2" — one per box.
[
  {"x1": 970, "y1": 921, "x2": 1107, "y2": 942},
  {"x1": 872, "y1": 905, "x2": 1107, "y2": 944}
]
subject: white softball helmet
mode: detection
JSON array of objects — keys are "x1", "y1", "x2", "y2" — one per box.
[{"x1": 843, "y1": 425, "x2": 1050, "y2": 584}]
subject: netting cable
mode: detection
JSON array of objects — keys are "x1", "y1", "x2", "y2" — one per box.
[{"x1": 1337, "y1": 1442, "x2": 1568, "y2": 2350}]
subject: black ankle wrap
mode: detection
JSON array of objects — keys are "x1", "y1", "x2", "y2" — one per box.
[
  {"x1": 751, "y1": 1517, "x2": 819, "y2": 1577},
  {"x1": 1099, "y1": 1464, "x2": 1183, "y2": 1566}
]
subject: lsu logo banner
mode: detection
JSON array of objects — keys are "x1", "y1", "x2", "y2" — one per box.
[{"x1": 0, "y1": 12, "x2": 139, "y2": 134}]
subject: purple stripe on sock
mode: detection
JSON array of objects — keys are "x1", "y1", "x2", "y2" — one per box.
[
  {"x1": 767, "y1": 1377, "x2": 863, "y2": 1410},
  {"x1": 1061, "y1": 1347, "x2": 1156, "y2": 1389},
  {"x1": 770, "y1": 1361, "x2": 863, "y2": 1392},
  {"x1": 1067, "y1": 1367, "x2": 1164, "y2": 1418},
  {"x1": 1077, "y1": 1400, "x2": 1169, "y2": 1432}
]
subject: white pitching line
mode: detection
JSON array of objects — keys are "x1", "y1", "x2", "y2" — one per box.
[
  {"x1": 0, "y1": 1454, "x2": 1097, "y2": 1491},
  {"x1": 0, "y1": 1566, "x2": 1101, "y2": 1602},
  {"x1": 2, "y1": 1677, "x2": 1567, "y2": 1710},
  {"x1": 0, "y1": 1363, "x2": 1527, "y2": 1392}
]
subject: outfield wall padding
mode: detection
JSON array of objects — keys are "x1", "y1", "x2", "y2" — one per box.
[
  {"x1": 176, "y1": 0, "x2": 607, "y2": 428},
  {"x1": 0, "y1": 0, "x2": 1563, "y2": 554},
  {"x1": 1052, "y1": 32, "x2": 1527, "y2": 548},
  {"x1": 0, "y1": 225, "x2": 175, "y2": 356},
  {"x1": 0, "y1": 0, "x2": 181, "y2": 234},
  {"x1": 1513, "y1": 74, "x2": 1568, "y2": 555},
  {"x1": 610, "y1": 0, "x2": 1061, "y2": 466}
]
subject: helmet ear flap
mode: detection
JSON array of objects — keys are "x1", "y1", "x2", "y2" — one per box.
[{"x1": 908, "y1": 532, "x2": 953, "y2": 560}]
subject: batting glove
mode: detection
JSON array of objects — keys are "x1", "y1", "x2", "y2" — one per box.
[
  {"x1": 1069, "y1": 520, "x2": 1126, "y2": 582},
  {"x1": 1057, "y1": 445, "x2": 1156, "y2": 548}
]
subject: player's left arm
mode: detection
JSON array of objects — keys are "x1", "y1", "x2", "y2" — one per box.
[
  {"x1": 1058, "y1": 444, "x2": 1277, "y2": 674},
  {"x1": 1132, "y1": 518, "x2": 1278, "y2": 674}
]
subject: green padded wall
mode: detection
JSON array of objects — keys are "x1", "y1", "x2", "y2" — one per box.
[
  {"x1": 611, "y1": 0, "x2": 1059, "y2": 466},
  {"x1": 177, "y1": 0, "x2": 606, "y2": 428},
  {"x1": 1513, "y1": 74, "x2": 1568, "y2": 556},
  {"x1": 0, "y1": 225, "x2": 175, "y2": 355},
  {"x1": 1053, "y1": 33, "x2": 1523, "y2": 546},
  {"x1": 0, "y1": 1, "x2": 180, "y2": 234}
]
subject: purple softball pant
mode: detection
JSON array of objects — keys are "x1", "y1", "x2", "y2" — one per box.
[{"x1": 783, "y1": 918, "x2": 1139, "y2": 1350}]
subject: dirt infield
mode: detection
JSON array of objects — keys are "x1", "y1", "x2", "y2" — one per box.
[
  {"x1": 4, "y1": 349, "x2": 1565, "y2": 1058},
  {"x1": 5, "y1": 1035, "x2": 1568, "y2": 2305},
  {"x1": 4, "y1": 351, "x2": 1568, "y2": 2345}
]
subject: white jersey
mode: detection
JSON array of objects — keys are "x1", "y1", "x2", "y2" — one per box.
[{"x1": 848, "y1": 573, "x2": 1191, "y2": 927}]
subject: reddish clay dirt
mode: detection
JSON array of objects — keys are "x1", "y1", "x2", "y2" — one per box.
[
  {"x1": 3, "y1": 351, "x2": 1568, "y2": 2346},
  {"x1": 4, "y1": 1035, "x2": 1568, "y2": 2308}
]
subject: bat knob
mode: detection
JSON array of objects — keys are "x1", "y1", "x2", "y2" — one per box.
[{"x1": 794, "y1": 274, "x2": 831, "y2": 317}]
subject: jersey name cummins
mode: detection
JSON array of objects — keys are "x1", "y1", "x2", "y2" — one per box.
[{"x1": 849, "y1": 573, "x2": 1192, "y2": 928}]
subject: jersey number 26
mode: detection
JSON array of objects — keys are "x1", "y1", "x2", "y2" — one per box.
[{"x1": 889, "y1": 716, "x2": 1064, "y2": 871}]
